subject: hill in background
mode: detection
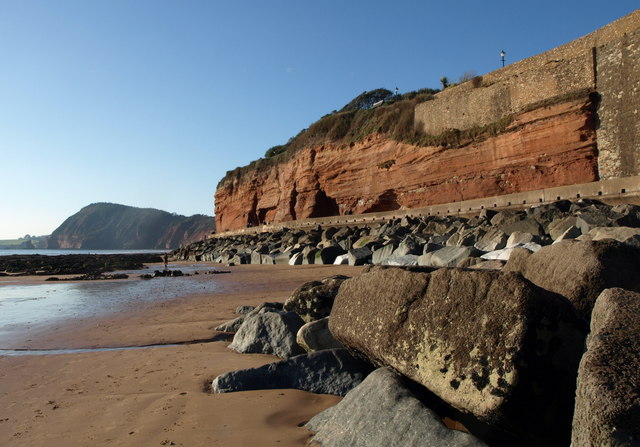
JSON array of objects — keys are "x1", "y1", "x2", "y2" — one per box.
[{"x1": 47, "y1": 203, "x2": 214, "y2": 250}]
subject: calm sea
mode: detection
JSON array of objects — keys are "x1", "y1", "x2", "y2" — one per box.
[
  {"x1": 0, "y1": 259, "x2": 220, "y2": 350},
  {"x1": 0, "y1": 249, "x2": 169, "y2": 256}
]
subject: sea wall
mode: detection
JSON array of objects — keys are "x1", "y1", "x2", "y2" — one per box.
[
  {"x1": 415, "y1": 10, "x2": 640, "y2": 180},
  {"x1": 596, "y1": 27, "x2": 640, "y2": 179}
]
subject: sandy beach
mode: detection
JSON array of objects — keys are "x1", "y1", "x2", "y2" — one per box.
[{"x1": 0, "y1": 263, "x2": 362, "y2": 446}]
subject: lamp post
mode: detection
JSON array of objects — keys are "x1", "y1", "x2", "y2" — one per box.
[{"x1": 501, "y1": 50, "x2": 506, "y2": 68}]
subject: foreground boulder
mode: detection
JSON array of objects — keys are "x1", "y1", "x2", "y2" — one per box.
[
  {"x1": 505, "y1": 240, "x2": 640, "y2": 319},
  {"x1": 227, "y1": 311, "x2": 305, "y2": 359},
  {"x1": 297, "y1": 317, "x2": 344, "y2": 352},
  {"x1": 215, "y1": 302, "x2": 283, "y2": 333},
  {"x1": 283, "y1": 275, "x2": 349, "y2": 322},
  {"x1": 329, "y1": 267, "x2": 587, "y2": 446},
  {"x1": 211, "y1": 349, "x2": 372, "y2": 396},
  {"x1": 571, "y1": 288, "x2": 640, "y2": 446},
  {"x1": 306, "y1": 367, "x2": 488, "y2": 447}
]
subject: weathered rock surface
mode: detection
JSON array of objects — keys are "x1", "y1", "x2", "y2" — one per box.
[
  {"x1": 306, "y1": 367, "x2": 488, "y2": 447},
  {"x1": 580, "y1": 225, "x2": 640, "y2": 245},
  {"x1": 329, "y1": 267, "x2": 587, "y2": 446},
  {"x1": 571, "y1": 288, "x2": 640, "y2": 447},
  {"x1": 504, "y1": 239, "x2": 640, "y2": 319},
  {"x1": 215, "y1": 315, "x2": 246, "y2": 333},
  {"x1": 211, "y1": 349, "x2": 372, "y2": 396},
  {"x1": 283, "y1": 275, "x2": 349, "y2": 322},
  {"x1": 296, "y1": 317, "x2": 344, "y2": 352},
  {"x1": 418, "y1": 246, "x2": 481, "y2": 267},
  {"x1": 227, "y1": 311, "x2": 305, "y2": 359}
]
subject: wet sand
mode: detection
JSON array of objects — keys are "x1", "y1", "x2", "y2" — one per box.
[{"x1": 0, "y1": 263, "x2": 362, "y2": 446}]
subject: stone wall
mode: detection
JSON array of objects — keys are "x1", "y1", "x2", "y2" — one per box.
[
  {"x1": 415, "y1": 9, "x2": 640, "y2": 180},
  {"x1": 596, "y1": 27, "x2": 640, "y2": 179}
]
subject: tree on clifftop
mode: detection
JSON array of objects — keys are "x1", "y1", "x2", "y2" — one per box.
[{"x1": 339, "y1": 88, "x2": 393, "y2": 112}]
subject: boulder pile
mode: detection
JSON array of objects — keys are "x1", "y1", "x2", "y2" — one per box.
[
  {"x1": 174, "y1": 199, "x2": 640, "y2": 269},
  {"x1": 201, "y1": 199, "x2": 640, "y2": 446}
]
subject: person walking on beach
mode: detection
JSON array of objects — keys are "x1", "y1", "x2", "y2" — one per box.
[{"x1": 163, "y1": 253, "x2": 169, "y2": 271}]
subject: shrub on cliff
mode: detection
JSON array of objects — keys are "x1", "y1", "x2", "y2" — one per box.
[{"x1": 265, "y1": 144, "x2": 287, "y2": 158}]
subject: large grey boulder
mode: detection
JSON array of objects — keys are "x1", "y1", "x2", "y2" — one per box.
[
  {"x1": 579, "y1": 226, "x2": 640, "y2": 245},
  {"x1": 315, "y1": 245, "x2": 347, "y2": 264},
  {"x1": 548, "y1": 216, "x2": 578, "y2": 240},
  {"x1": 392, "y1": 236, "x2": 424, "y2": 257},
  {"x1": 288, "y1": 252, "x2": 303, "y2": 265},
  {"x1": 474, "y1": 228, "x2": 508, "y2": 252},
  {"x1": 227, "y1": 311, "x2": 305, "y2": 359},
  {"x1": 212, "y1": 349, "x2": 372, "y2": 396},
  {"x1": 504, "y1": 231, "x2": 543, "y2": 248},
  {"x1": 572, "y1": 288, "x2": 640, "y2": 446},
  {"x1": 552, "y1": 225, "x2": 582, "y2": 243},
  {"x1": 215, "y1": 315, "x2": 246, "y2": 333},
  {"x1": 418, "y1": 246, "x2": 481, "y2": 267},
  {"x1": 329, "y1": 268, "x2": 587, "y2": 446},
  {"x1": 382, "y1": 254, "x2": 420, "y2": 266},
  {"x1": 301, "y1": 246, "x2": 319, "y2": 264},
  {"x1": 283, "y1": 275, "x2": 349, "y2": 322},
  {"x1": 347, "y1": 247, "x2": 373, "y2": 266},
  {"x1": 505, "y1": 240, "x2": 640, "y2": 320},
  {"x1": 480, "y1": 242, "x2": 541, "y2": 261},
  {"x1": 575, "y1": 212, "x2": 614, "y2": 234},
  {"x1": 371, "y1": 243, "x2": 396, "y2": 265},
  {"x1": 296, "y1": 317, "x2": 344, "y2": 352},
  {"x1": 491, "y1": 212, "x2": 544, "y2": 236},
  {"x1": 446, "y1": 228, "x2": 485, "y2": 248},
  {"x1": 215, "y1": 302, "x2": 281, "y2": 333},
  {"x1": 306, "y1": 367, "x2": 488, "y2": 447}
]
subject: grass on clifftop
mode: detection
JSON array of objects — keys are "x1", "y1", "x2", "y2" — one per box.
[{"x1": 218, "y1": 88, "x2": 437, "y2": 188}]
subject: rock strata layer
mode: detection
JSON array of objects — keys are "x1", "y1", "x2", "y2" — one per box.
[
  {"x1": 215, "y1": 97, "x2": 597, "y2": 232},
  {"x1": 329, "y1": 267, "x2": 587, "y2": 446}
]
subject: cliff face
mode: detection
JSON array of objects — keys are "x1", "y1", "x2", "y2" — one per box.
[
  {"x1": 215, "y1": 96, "x2": 598, "y2": 232},
  {"x1": 48, "y1": 203, "x2": 215, "y2": 250}
]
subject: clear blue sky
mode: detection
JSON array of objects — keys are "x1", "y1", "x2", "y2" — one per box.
[{"x1": 0, "y1": 1, "x2": 637, "y2": 239}]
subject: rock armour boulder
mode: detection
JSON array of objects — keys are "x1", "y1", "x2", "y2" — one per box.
[
  {"x1": 212, "y1": 349, "x2": 372, "y2": 396},
  {"x1": 283, "y1": 275, "x2": 349, "y2": 322},
  {"x1": 329, "y1": 267, "x2": 587, "y2": 446},
  {"x1": 504, "y1": 239, "x2": 640, "y2": 320},
  {"x1": 227, "y1": 311, "x2": 305, "y2": 359},
  {"x1": 306, "y1": 367, "x2": 488, "y2": 447},
  {"x1": 571, "y1": 288, "x2": 640, "y2": 446},
  {"x1": 297, "y1": 317, "x2": 344, "y2": 352}
]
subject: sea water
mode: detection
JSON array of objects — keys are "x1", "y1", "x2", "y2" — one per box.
[
  {"x1": 0, "y1": 262, "x2": 220, "y2": 347},
  {"x1": 0, "y1": 248, "x2": 169, "y2": 256}
]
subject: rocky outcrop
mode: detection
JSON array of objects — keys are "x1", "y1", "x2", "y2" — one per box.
[
  {"x1": 328, "y1": 267, "x2": 587, "y2": 446},
  {"x1": 48, "y1": 202, "x2": 214, "y2": 249},
  {"x1": 227, "y1": 311, "x2": 305, "y2": 359},
  {"x1": 306, "y1": 367, "x2": 488, "y2": 447},
  {"x1": 283, "y1": 275, "x2": 349, "y2": 322},
  {"x1": 212, "y1": 349, "x2": 372, "y2": 396},
  {"x1": 215, "y1": 96, "x2": 597, "y2": 232},
  {"x1": 297, "y1": 317, "x2": 344, "y2": 352},
  {"x1": 504, "y1": 239, "x2": 640, "y2": 320},
  {"x1": 571, "y1": 288, "x2": 640, "y2": 446}
]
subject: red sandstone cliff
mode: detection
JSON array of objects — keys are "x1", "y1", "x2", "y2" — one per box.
[{"x1": 215, "y1": 96, "x2": 598, "y2": 232}]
